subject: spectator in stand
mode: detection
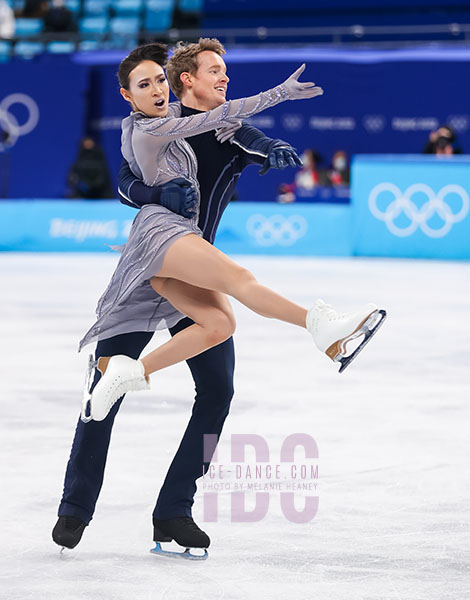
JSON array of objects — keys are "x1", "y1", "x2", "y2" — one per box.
[
  {"x1": 277, "y1": 148, "x2": 328, "y2": 203},
  {"x1": 44, "y1": 0, "x2": 77, "y2": 32},
  {"x1": 21, "y1": 0, "x2": 48, "y2": 18},
  {"x1": 67, "y1": 136, "x2": 114, "y2": 199},
  {"x1": 423, "y1": 125, "x2": 462, "y2": 155},
  {"x1": 327, "y1": 150, "x2": 350, "y2": 186},
  {"x1": 295, "y1": 148, "x2": 329, "y2": 189},
  {"x1": 0, "y1": 0, "x2": 15, "y2": 38}
]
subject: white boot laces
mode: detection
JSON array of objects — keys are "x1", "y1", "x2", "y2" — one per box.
[
  {"x1": 103, "y1": 376, "x2": 133, "y2": 412},
  {"x1": 316, "y1": 301, "x2": 341, "y2": 322}
]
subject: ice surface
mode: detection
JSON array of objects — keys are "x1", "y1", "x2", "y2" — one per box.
[{"x1": 1, "y1": 253, "x2": 469, "y2": 600}]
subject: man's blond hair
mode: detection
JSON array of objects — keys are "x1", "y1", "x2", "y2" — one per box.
[{"x1": 167, "y1": 37, "x2": 226, "y2": 98}]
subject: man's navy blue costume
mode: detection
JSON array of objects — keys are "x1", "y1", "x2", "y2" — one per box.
[{"x1": 58, "y1": 106, "x2": 299, "y2": 523}]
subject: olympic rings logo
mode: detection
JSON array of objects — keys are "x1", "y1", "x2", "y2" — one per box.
[
  {"x1": 246, "y1": 214, "x2": 308, "y2": 246},
  {"x1": 368, "y1": 182, "x2": 469, "y2": 238},
  {"x1": 0, "y1": 94, "x2": 40, "y2": 150}
]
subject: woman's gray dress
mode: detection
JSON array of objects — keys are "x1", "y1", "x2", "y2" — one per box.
[{"x1": 79, "y1": 83, "x2": 290, "y2": 351}]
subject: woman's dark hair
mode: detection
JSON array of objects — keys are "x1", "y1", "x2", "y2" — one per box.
[{"x1": 118, "y1": 43, "x2": 168, "y2": 90}]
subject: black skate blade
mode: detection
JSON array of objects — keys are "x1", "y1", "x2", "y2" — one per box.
[
  {"x1": 150, "y1": 542, "x2": 208, "y2": 561},
  {"x1": 337, "y1": 309, "x2": 387, "y2": 373}
]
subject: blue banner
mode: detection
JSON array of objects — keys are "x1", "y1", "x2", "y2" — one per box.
[
  {"x1": 2, "y1": 48, "x2": 470, "y2": 204},
  {"x1": 0, "y1": 200, "x2": 134, "y2": 252},
  {"x1": 0, "y1": 200, "x2": 351, "y2": 255},
  {"x1": 0, "y1": 57, "x2": 89, "y2": 198},
  {"x1": 216, "y1": 202, "x2": 351, "y2": 256},
  {"x1": 351, "y1": 155, "x2": 470, "y2": 259},
  {"x1": 85, "y1": 48, "x2": 470, "y2": 204}
]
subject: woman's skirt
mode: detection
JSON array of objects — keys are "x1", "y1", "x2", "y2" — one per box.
[{"x1": 79, "y1": 204, "x2": 202, "y2": 351}]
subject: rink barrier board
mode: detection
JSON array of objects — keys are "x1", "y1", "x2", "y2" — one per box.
[
  {"x1": 0, "y1": 201, "x2": 352, "y2": 256},
  {"x1": 351, "y1": 155, "x2": 470, "y2": 260},
  {"x1": 1, "y1": 176, "x2": 469, "y2": 259}
]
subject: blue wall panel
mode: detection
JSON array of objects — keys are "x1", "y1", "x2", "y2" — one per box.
[
  {"x1": 85, "y1": 48, "x2": 470, "y2": 204},
  {"x1": 351, "y1": 155, "x2": 470, "y2": 259},
  {"x1": 0, "y1": 200, "x2": 351, "y2": 255},
  {"x1": 0, "y1": 58, "x2": 89, "y2": 198},
  {"x1": 2, "y1": 48, "x2": 470, "y2": 205}
]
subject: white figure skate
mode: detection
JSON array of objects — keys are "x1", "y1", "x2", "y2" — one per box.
[
  {"x1": 306, "y1": 299, "x2": 387, "y2": 373},
  {"x1": 81, "y1": 354, "x2": 150, "y2": 422}
]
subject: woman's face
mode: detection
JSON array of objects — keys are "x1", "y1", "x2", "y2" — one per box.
[{"x1": 120, "y1": 60, "x2": 170, "y2": 118}]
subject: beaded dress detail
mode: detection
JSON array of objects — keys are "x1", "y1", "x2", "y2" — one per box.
[{"x1": 79, "y1": 85, "x2": 290, "y2": 350}]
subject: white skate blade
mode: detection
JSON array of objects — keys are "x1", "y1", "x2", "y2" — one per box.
[
  {"x1": 81, "y1": 354, "x2": 97, "y2": 423},
  {"x1": 330, "y1": 309, "x2": 387, "y2": 373},
  {"x1": 150, "y1": 542, "x2": 208, "y2": 561}
]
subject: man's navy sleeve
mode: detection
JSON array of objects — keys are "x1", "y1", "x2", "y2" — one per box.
[
  {"x1": 118, "y1": 159, "x2": 160, "y2": 209},
  {"x1": 232, "y1": 124, "x2": 291, "y2": 168}
]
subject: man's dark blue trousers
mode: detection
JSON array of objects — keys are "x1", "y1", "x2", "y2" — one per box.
[{"x1": 58, "y1": 317, "x2": 235, "y2": 524}]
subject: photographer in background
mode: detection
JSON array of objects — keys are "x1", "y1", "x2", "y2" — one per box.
[
  {"x1": 67, "y1": 136, "x2": 113, "y2": 199},
  {"x1": 423, "y1": 125, "x2": 462, "y2": 155}
]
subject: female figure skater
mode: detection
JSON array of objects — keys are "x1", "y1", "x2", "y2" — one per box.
[{"x1": 81, "y1": 43, "x2": 386, "y2": 422}]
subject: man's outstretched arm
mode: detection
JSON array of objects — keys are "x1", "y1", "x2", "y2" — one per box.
[
  {"x1": 229, "y1": 124, "x2": 303, "y2": 175},
  {"x1": 117, "y1": 159, "x2": 198, "y2": 218}
]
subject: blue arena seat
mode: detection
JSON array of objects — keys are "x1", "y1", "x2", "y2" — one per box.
[
  {"x1": 146, "y1": 0, "x2": 174, "y2": 9},
  {"x1": 109, "y1": 16, "x2": 139, "y2": 47},
  {"x1": 79, "y1": 16, "x2": 109, "y2": 33},
  {"x1": 47, "y1": 41, "x2": 76, "y2": 53},
  {"x1": 0, "y1": 41, "x2": 11, "y2": 62},
  {"x1": 112, "y1": 0, "x2": 143, "y2": 16},
  {"x1": 13, "y1": 41, "x2": 44, "y2": 58},
  {"x1": 179, "y1": 0, "x2": 202, "y2": 12},
  {"x1": 14, "y1": 18, "x2": 44, "y2": 37},
  {"x1": 78, "y1": 39, "x2": 102, "y2": 51},
  {"x1": 144, "y1": 1, "x2": 173, "y2": 31},
  {"x1": 83, "y1": 0, "x2": 111, "y2": 15},
  {"x1": 109, "y1": 15, "x2": 140, "y2": 33},
  {"x1": 65, "y1": 0, "x2": 81, "y2": 14}
]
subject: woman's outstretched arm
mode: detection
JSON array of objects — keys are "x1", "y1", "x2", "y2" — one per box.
[{"x1": 134, "y1": 65, "x2": 323, "y2": 142}]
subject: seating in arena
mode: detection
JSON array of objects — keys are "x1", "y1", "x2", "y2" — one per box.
[
  {"x1": 14, "y1": 17, "x2": 44, "y2": 37},
  {"x1": 112, "y1": 0, "x2": 143, "y2": 17},
  {"x1": 82, "y1": 0, "x2": 111, "y2": 16},
  {"x1": 109, "y1": 15, "x2": 139, "y2": 47},
  {"x1": 46, "y1": 40, "x2": 76, "y2": 52},
  {"x1": 3, "y1": 0, "x2": 470, "y2": 60},
  {"x1": 179, "y1": 0, "x2": 202, "y2": 13},
  {"x1": 65, "y1": 0, "x2": 80, "y2": 15},
  {"x1": 13, "y1": 40, "x2": 44, "y2": 58},
  {"x1": 0, "y1": 40, "x2": 12, "y2": 61},
  {"x1": 79, "y1": 15, "x2": 108, "y2": 35},
  {"x1": 143, "y1": 0, "x2": 173, "y2": 33}
]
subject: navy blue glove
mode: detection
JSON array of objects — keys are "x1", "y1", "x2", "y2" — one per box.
[
  {"x1": 118, "y1": 159, "x2": 197, "y2": 217},
  {"x1": 232, "y1": 126, "x2": 303, "y2": 176},
  {"x1": 159, "y1": 178, "x2": 198, "y2": 218},
  {"x1": 258, "y1": 146, "x2": 303, "y2": 176}
]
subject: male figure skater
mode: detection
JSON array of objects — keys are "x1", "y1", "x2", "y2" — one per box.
[{"x1": 53, "y1": 38, "x2": 304, "y2": 553}]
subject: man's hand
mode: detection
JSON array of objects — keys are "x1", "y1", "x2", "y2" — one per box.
[
  {"x1": 215, "y1": 120, "x2": 243, "y2": 144},
  {"x1": 259, "y1": 146, "x2": 303, "y2": 176},
  {"x1": 158, "y1": 178, "x2": 198, "y2": 218}
]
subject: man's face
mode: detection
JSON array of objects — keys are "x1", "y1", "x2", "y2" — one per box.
[{"x1": 189, "y1": 51, "x2": 229, "y2": 110}]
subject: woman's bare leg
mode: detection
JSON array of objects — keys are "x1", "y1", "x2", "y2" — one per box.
[
  {"x1": 157, "y1": 234, "x2": 307, "y2": 328},
  {"x1": 140, "y1": 278, "x2": 235, "y2": 376}
]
